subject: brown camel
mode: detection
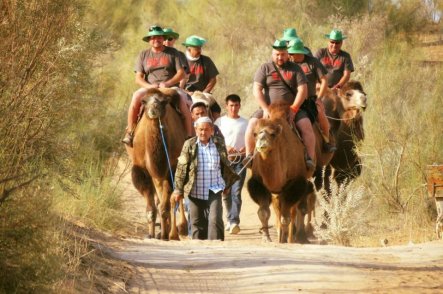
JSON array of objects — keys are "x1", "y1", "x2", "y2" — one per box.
[
  {"x1": 299, "y1": 81, "x2": 367, "y2": 237},
  {"x1": 247, "y1": 103, "x2": 314, "y2": 243},
  {"x1": 126, "y1": 88, "x2": 187, "y2": 240},
  {"x1": 322, "y1": 80, "x2": 367, "y2": 186}
]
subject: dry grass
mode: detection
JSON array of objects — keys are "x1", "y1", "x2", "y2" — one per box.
[{"x1": 313, "y1": 176, "x2": 370, "y2": 246}]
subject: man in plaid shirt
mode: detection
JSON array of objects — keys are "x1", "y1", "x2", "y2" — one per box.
[{"x1": 172, "y1": 117, "x2": 239, "y2": 240}]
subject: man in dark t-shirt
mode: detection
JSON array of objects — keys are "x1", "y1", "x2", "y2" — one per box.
[
  {"x1": 244, "y1": 40, "x2": 315, "y2": 170},
  {"x1": 180, "y1": 35, "x2": 219, "y2": 95},
  {"x1": 122, "y1": 25, "x2": 193, "y2": 146},
  {"x1": 314, "y1": 29, "x2": 354, "y2": 89},
  {"x1": 289, "y1": 37, "x2": 336, "y2": 153}
]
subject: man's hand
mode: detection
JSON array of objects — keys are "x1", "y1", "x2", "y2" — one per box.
[
  {"x1": 263, "y1": 108, "x2": 270, "y2": 118},
  {"x1": 227, "y1": 146, "x2": 236, "y2": 154},
  {"x1": 159, "y1": 82, "x2": 168, "y2": 88}
]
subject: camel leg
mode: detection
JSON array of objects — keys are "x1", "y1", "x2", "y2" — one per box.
[
  {"x1": 295, "y1": 204, "x2": 310, "y2": 244},
  {"x1": 277, "y1": 193, "x2": 292, "y2": 244},
  {"x1": 271, "y1": 194, "x2": 283, "y2": 243},
  {"x1": 169, "y1": 195, "x2": 179, "y2": 241},
  {"x1": 153, "y1": 178, "x2": 171, "y2": 240},
  {"x1": 132, "y1": 166, "x2": 156, "y2": 238},
  {"x1": 247, "y1": 176, "x2": 272, "y2": 242},
  {"x1": 178, "y1": 200, "x2": 188, "y2": 238},
  {"x1": 305, "y1": 187, "x2": 316, "y2": 238},
  {"x1": 289, "y1": 205, "x2": 297, "y2": 243},
  {"x1": 257, "y1": 201, "x2": 272, "y2": 242}
]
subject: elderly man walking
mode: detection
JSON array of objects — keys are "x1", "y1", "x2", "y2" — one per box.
[
  {"x1": 314, "y1": 29, "x2": 354, "y2": 90},
  {"x1": 172, "y1": 117, "x2": 239, "y2": 240}
]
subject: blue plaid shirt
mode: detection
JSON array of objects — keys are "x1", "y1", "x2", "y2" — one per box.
[{"x1": 189, "y1": 138, "x2": 225, "y2": 200}]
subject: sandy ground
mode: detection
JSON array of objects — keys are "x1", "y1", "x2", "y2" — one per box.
[{"x1": 107, "y1": 157, "x2": 443, "y2": 293}]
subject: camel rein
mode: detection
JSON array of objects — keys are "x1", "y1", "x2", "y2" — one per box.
[
  {"x1": 158, "y1": 118, "x2": 181, "y2": 212},
  {"x1": 158, "y1": 118, "x2": 175, "y2": 189}
]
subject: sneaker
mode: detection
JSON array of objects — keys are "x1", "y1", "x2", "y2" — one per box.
[
  {"x1": 224, "y1": 223, "x2": 230, "y2": 231},
  {"x1": 323, "y1": 142, "x2": 337, "y2": 153},
  {"x1": 122, "y1": 133, "x2": 133, "y2": 147},
  {"x1": 242, "y1": 154, "x2": 253, "y2": 168},
  {"x1": 229, "y1": 224, "x2": 240, "y2": 235}
]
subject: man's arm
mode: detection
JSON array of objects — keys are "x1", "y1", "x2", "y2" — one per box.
[
  {"x1": 203, "y1": 76, "x2": 217, "y2": 93},
  {"x1": 253, "y1": 82, "x2": 269, "y2": 117},
  {"x1": 135, "y1": 72, "x2": 158, "y2": 89},
  {"x1": 160, "y1": 68, "x2": 185, "y2": 88},
  {"x1": 317, "y1": 75, "x2": 328, "y2": 98},
  {"x1": 333, "y1": 70, "x2": 351, "y2": 89},
  {"x1": 172, "y1": 141, "x2": 190, "y2": 196},
  {"x1": 290, "y1": 83, "x2": 308, "y2": 113}
]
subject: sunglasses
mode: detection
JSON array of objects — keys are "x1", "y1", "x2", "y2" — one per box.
[
  {"x1": 330, "y1": 40, "x2": 342, "y2": 45},
  {"x1": 149, "y1": 25, "x2": 163, "y2": 32},
  {"x1": 166, "y1": 37, "x2": 175, "y2": 41}
]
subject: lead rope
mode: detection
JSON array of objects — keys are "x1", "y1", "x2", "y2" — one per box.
[
  {"x1": 236, "y1": 151, "x2": 257, "y2": 176},
  {"x1": 158, "y1": 118, "x2": 179, "y2": 212}
]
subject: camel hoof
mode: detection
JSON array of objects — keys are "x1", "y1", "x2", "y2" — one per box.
[
  {"x1": 178, "y1": 224, "x2": 188, "y2": 236},
  {"x1": 262, "y1": 235, "x2": 272, "y2": 243},
  {"x1": 169, "y1": 233, "x2": 180, "y2": 241}
]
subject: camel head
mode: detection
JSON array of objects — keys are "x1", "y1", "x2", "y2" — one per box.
[
  {"x1": 141, "y1": 88, "x2": 173, "y2": 119},
  {"x1": 254, "y1": 119, "x2": 283, "y2": 156},
  {"x1": 337, "y1": 80, "x2": 367, "y2": 113}
]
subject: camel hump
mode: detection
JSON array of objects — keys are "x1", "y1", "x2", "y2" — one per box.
[
  {"x1": 268, "y1": 102, "x2": 290, "y2": 120},
  {"x1": 344, "y1": 80, "x2": 364, "y2": 92}
]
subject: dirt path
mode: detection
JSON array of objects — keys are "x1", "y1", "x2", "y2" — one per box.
[{"x1": 110, "y1": 157, "x2": 443, "y2": 293}]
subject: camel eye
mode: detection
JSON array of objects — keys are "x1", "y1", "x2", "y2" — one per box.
[
  {"x1": 141, "y1": 99, "x2": 147, "y2": 105},
  {"x1": 253, "y1": 132, "x2": 257, "y2": 137}
]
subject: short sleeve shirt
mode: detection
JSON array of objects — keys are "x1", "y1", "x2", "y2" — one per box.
[
  {"x1": 294, "y1": 55, "x2": 327, "y2": 97},
  {"x1": 134, "y1": 46, "x2": 183, "y2": 86},
  {"x1": 185, "y1": 55, "x2": 219, "y2": 92},
  {"x1": 254, "y1": 61, "x2": 307, "y2": 105},
  {"x1": 314, "y1": 48, "x2": 354, "y2": 87}
]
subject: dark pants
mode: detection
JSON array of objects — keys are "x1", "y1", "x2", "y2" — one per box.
[
  {"x1": 223, "y1": 162, "x2": 246, "y2": 226},
  {"x1": 188, "y1": 191, "x2": 224, "y2": 241}
]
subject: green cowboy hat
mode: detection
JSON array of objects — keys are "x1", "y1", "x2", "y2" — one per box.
[
  {"x1": 325, "y1": 29, "x2": 347, "y2": 41},
  {"x1": 163, "y1": 28, "x2": 179, "y2": 39},
  {"x1": 182, "y1": 35, "x2": 207, "y2": 47},
  {"x1": 272, "y1": 39, "x2": 288, "y2": 49},
  {"x1": 281, "y1": 28, "x2": 298, "y2": 41},
  {"x1": 142, "y1": 25, "x2": 166, "y2": 42},
  {"x1": 288, "y1": 38, "x2": 309, "y2": 55}
]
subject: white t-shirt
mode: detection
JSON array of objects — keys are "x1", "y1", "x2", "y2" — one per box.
[{"x1": 214, "y1": 115, "x2": 248, "y2": 151}]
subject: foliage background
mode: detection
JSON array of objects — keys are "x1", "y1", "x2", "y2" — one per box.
[{"x1": 0, "y1": 0, "x2": 442, "y2": 291}]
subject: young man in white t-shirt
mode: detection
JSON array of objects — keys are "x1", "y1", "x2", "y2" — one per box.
[{"x1": 214, "y1": 94, "x2": 248, "y2": 234}]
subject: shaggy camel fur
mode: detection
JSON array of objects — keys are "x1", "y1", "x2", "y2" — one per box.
[
  {"x1": 247, "y1": 103, "x2": 314, "y2": 243},
  {"x1": 322, "y1": 80, "x2": 367, "y2": 186},
  {"x1": 127, "y1": 88, "x2": 187, "y2": 240}
]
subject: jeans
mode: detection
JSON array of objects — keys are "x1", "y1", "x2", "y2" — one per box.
[
  {"x1": 223, "y1": 162, "x2": 246, "y2": 226},
  {"x1": 188, "y1": 191, "x2": 224, "y2": 241}
]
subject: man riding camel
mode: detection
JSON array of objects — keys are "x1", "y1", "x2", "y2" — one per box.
[
  {"x1": 122, "y1": 25, "x2": 193, "y2": 146},
  {"x1": 244, "y1": 40, "x2": 315, "y2": 170}
]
